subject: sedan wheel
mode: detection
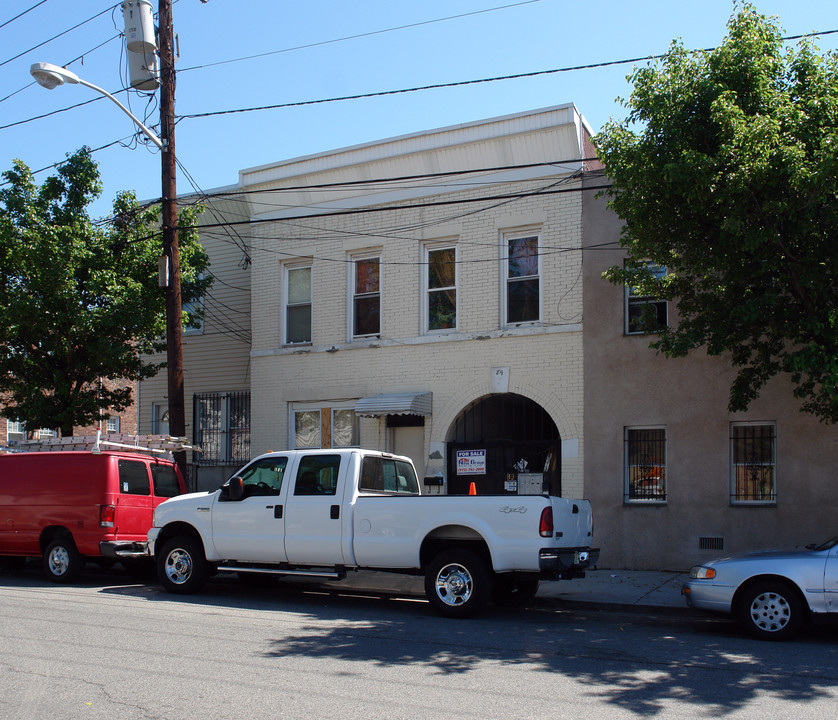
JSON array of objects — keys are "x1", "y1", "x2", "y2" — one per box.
[{"x1": 739, "y1": 580, "x2": 803, "y2": 641}]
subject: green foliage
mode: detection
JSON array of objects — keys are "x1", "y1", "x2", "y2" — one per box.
[
  {"x1": 595, "y1": 3, "x2": 838, "y2": 422},
  {"x1": 0, "y1": 148, "x2": 211, "y2": 435}
]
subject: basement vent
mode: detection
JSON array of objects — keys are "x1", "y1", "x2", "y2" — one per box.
[{"x1": 699, "y1": 536, "x2": 724, "y2": 551}]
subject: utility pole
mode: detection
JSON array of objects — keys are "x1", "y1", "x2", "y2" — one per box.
[{"x1": 158, "y1": 0, "x2": 186, "y2": 478}]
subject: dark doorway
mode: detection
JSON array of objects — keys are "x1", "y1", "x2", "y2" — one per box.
[{"x1": 446, "y1": 393, "x2": 561, "y2": 496}]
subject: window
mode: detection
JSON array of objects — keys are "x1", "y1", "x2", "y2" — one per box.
[
  {"x1": 152, "y1": 404, "x2": 169, "y2": 435},
  {"x1": 7, "y1": 419, "x2": 24, "y2": 443},
  {"x1": 38, "y1": 428, "x2": 56, "y2": 439},
  {"x1": 352, "y1": 256, "x2": 380, "y2": 337},
  {"x1": 626, "y1": 262, "x2": 668, "y2": 334},
  {"x1": 359, "y1": 455, "x2": 420, "y2": 495},
  {"x1": 731, "y1": 423, "x2": 776, "y2": 504},
  {"x1": 426, "y1": 244, "x2": 457, "y2": 332},
  {"x1": 193, "y1": 391, "x2": 251, "y2": 466},
  {"x1": 237, "y1": 456, "x2": 288, "y2": 498},
  {"x1": 182, "y1": 296, "x2": 204, "y2": 336},
  {"x1": 151, "y1": 463, "x2": 181, "y2": 498},
  {"x1": 106, "y1": 417, "x2": 120, "y2": 433},
  {"x1": 504, "y1": 232, "x2": 540, "y2": 325},
  {"x1": 292, "y1": 404, "x2": 358, "y2": 449},
  {"x1": 118, "y1": 459, "x2": 151, "y2": 495},
  {"x1": 293, "y1": 454, "x2": 341, "y2": 496},
  {"x1": 285, "y1": 264, "x2": 312, "y2": 344},
  {"x1": 625, "y1": 427, "x2": 666, "y2": 502}
]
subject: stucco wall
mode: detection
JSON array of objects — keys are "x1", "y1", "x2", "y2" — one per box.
[{"x1": 582, "y1": 173, "x2": 838, "y2": 570}]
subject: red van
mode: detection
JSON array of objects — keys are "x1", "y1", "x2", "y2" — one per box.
[{"x1": 0, "y1": 449, "x2": 186, "y2": 582}]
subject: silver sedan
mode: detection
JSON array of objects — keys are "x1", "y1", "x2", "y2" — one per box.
[{"x1": 682, "y1": 535, "x2": 838, "y2": 640}]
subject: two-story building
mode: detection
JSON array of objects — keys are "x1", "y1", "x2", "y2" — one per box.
[{"x1": 138, "y1": 104, "x2": 838, "y2": 569}]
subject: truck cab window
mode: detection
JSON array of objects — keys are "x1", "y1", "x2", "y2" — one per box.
[
  {"x1": 118, "y1": 459, "x2": 151, "y2": 496},
  {"x1": 238, "y1": 457, "x2": 288, "y2": 498},
  {"x1": 360, "y1": 457, "x2": 420, "y2": 495},
  {"x1": 294, "y1": 455, "x2": 341, "y2": 495}
]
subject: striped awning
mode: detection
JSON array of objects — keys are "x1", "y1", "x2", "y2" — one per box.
[{"x1": 354, "y1": 392, "x2": 433, "y2": 417}]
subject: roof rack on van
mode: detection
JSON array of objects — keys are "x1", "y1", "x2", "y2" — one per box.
[{"x1": 21, "y1": 431, "x2": 200, "y2": 457}]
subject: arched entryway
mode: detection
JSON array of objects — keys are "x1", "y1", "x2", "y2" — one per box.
[{"x1": 446, "y1": 393, "x2": 561, "y2": 496}]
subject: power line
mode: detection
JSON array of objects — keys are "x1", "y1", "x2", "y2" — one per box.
[
  {"x1": 178, "y1": 1, "x2": 542, "y2": 73},
  {"x1": 0, "y1": 33, "x2": 121, "y2": 104},
  {"x1": 0, "y1": 0, "x2": 50, "y2": 31},
  {"x1": 178, "y1": 29, "x2": 838, "y2": 121},
  {"x1": 0, "y1": 2, "x2": 118, "y2": 69}
]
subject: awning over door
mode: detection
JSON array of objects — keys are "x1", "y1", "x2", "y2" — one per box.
[{"x1": 355, "y1": 392, "x2": 433, "y2": 417}]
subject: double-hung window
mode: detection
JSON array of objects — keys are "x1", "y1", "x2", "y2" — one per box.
[
  {"x1": 504, "y1": 232, "x2": 540, "y2": 325},
  {"x1": 731, "y1": 423, "x2": 776, "y2": 504},
  {"x1": 352, "y1": 256, "x2": 380, "y2": 337},
  {"x1": 285, "y1": 263, "x2": 312, "y2": 344},
  {"x1": 425, "y1": 244, "x2": 457, "y2": 333},
  {"x1": 624, "y1": 427, "x2": 667, "y2": 502},
  {"x1": 626, "y1": 262, "x2": 668, "y2": 334}
]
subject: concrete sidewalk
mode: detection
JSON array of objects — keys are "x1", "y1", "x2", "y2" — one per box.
[{"x1": 317, "y1": 568, "x2": 689, "y2": 611}]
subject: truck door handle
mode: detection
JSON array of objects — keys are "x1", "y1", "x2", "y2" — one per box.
[
  {"x1": 274, "y1": 505, "x2": 283, "y2": 519},
  {"x1": 330, "y1": 505, "x2": 340, "y2": 519}
]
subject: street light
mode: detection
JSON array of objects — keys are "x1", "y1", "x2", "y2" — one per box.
[
  {"x1": 29, "y1": 62, "x2": 163, "y2": 150},
  {"x1": 29, "y1": 53, "x2": 187, "y2": 482}
]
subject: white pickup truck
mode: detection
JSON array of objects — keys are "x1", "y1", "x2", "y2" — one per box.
[{"x1": 148, "y1": 448, "x2": 598, "y2": 617}]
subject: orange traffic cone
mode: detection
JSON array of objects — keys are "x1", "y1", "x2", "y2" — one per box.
[{"x1": 469, "y1": 482, "x2": 476, "y2": 495}]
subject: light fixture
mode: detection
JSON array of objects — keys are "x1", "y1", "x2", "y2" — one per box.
[{"x1": 30, "y1": 62, "x2": 163, "y2": 150}]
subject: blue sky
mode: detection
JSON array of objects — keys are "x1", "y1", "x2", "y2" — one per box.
[{"x1": 2, "y1": 0, "x2": 837, "y2": 218}]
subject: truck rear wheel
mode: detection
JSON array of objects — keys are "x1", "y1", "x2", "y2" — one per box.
[
  {"x1": 158, "y1": 536, "x2": 209, "y2": 594},
  {"x1": 44, "y1": 537, "x2": 83, "y2": 583},
  {"x1": 425, "y1": 549, "x2": 491, "y2": 618}
]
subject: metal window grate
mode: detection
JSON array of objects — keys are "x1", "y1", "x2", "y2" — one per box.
[
  {"x1": 625, "y1": 428, "x2": 666, "y2": 502},
  {"x1": 731, "y1": 424, "x2": 776, "y2": 503},
  {"x1": 193, "y1": 391, "x2": 251, "y2": 466},
  {"x1": 699, "y1": 536, "x2": 724, "y2": 551}
]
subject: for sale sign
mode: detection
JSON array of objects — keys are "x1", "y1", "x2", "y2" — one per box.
[{"x1": 456, "y1": 449, "x2": 486, "y2": 475}]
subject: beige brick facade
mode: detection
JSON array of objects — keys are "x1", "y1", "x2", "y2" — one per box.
[{"x1": 246, "y1": 105, "x2": 594, "y2": 498}]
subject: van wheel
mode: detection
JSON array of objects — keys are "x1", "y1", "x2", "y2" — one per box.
[
  {"x1": 44, "y1": 538, "x2": 83, "y2": 583},
  {"x1": 492, "y1": 576, "x2": 540, "y2": 606},
  {"x1": 425, "y1": 549, "x2": 491, "y2": 618},
  {"x1": 158, "y1": 537, "x2": 209, "y2": 594}
]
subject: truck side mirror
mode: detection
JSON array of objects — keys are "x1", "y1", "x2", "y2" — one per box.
[{"x1": 228, "y1": 476, "x2": 244, "y2": 501}]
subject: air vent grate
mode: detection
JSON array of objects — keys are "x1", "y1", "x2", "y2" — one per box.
[{"x1": 699, "y1": 536, "x2": 724, "y2": 551}]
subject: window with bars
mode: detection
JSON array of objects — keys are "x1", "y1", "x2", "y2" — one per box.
[
  {"x1": 625, "y1": 427, "x2": 667, "y2": 502},
  {"x1": 193, "y1": 391, "x2": 251, "y2": 466},
  {"x1": 731, "y1": 423, "x2": 776, "y2": 504}
]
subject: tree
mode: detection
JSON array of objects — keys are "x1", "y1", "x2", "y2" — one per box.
[
  {"x1": 595, "y1": 3, "x2": 838, "y2": 422},
  {"x1": 0, "y1": 148, "x2": 211, "y2": 436}
]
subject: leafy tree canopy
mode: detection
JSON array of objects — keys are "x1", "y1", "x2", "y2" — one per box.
[
  {"x1": 0, "y1": 147, "x2": 212, "y2": 435},
  {"x1": 595, "y1": 3, "x2": 838, "y2": 422}
]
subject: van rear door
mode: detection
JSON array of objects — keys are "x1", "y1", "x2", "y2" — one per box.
[{"x1": 113, "y1": 458, "x2": 154, "y2": 541}]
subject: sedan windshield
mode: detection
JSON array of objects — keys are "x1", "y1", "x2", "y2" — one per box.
[{"x1": 813, "y1": 535, "x2": 838, "y2": 551}]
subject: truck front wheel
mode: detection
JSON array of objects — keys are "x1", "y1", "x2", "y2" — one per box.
[
  {"x1": 158, "y1": 536, "x2": 209, "y2": 594},
  {"x1": 425, "y1": 549, "x2": 491, "y2": 618}
]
